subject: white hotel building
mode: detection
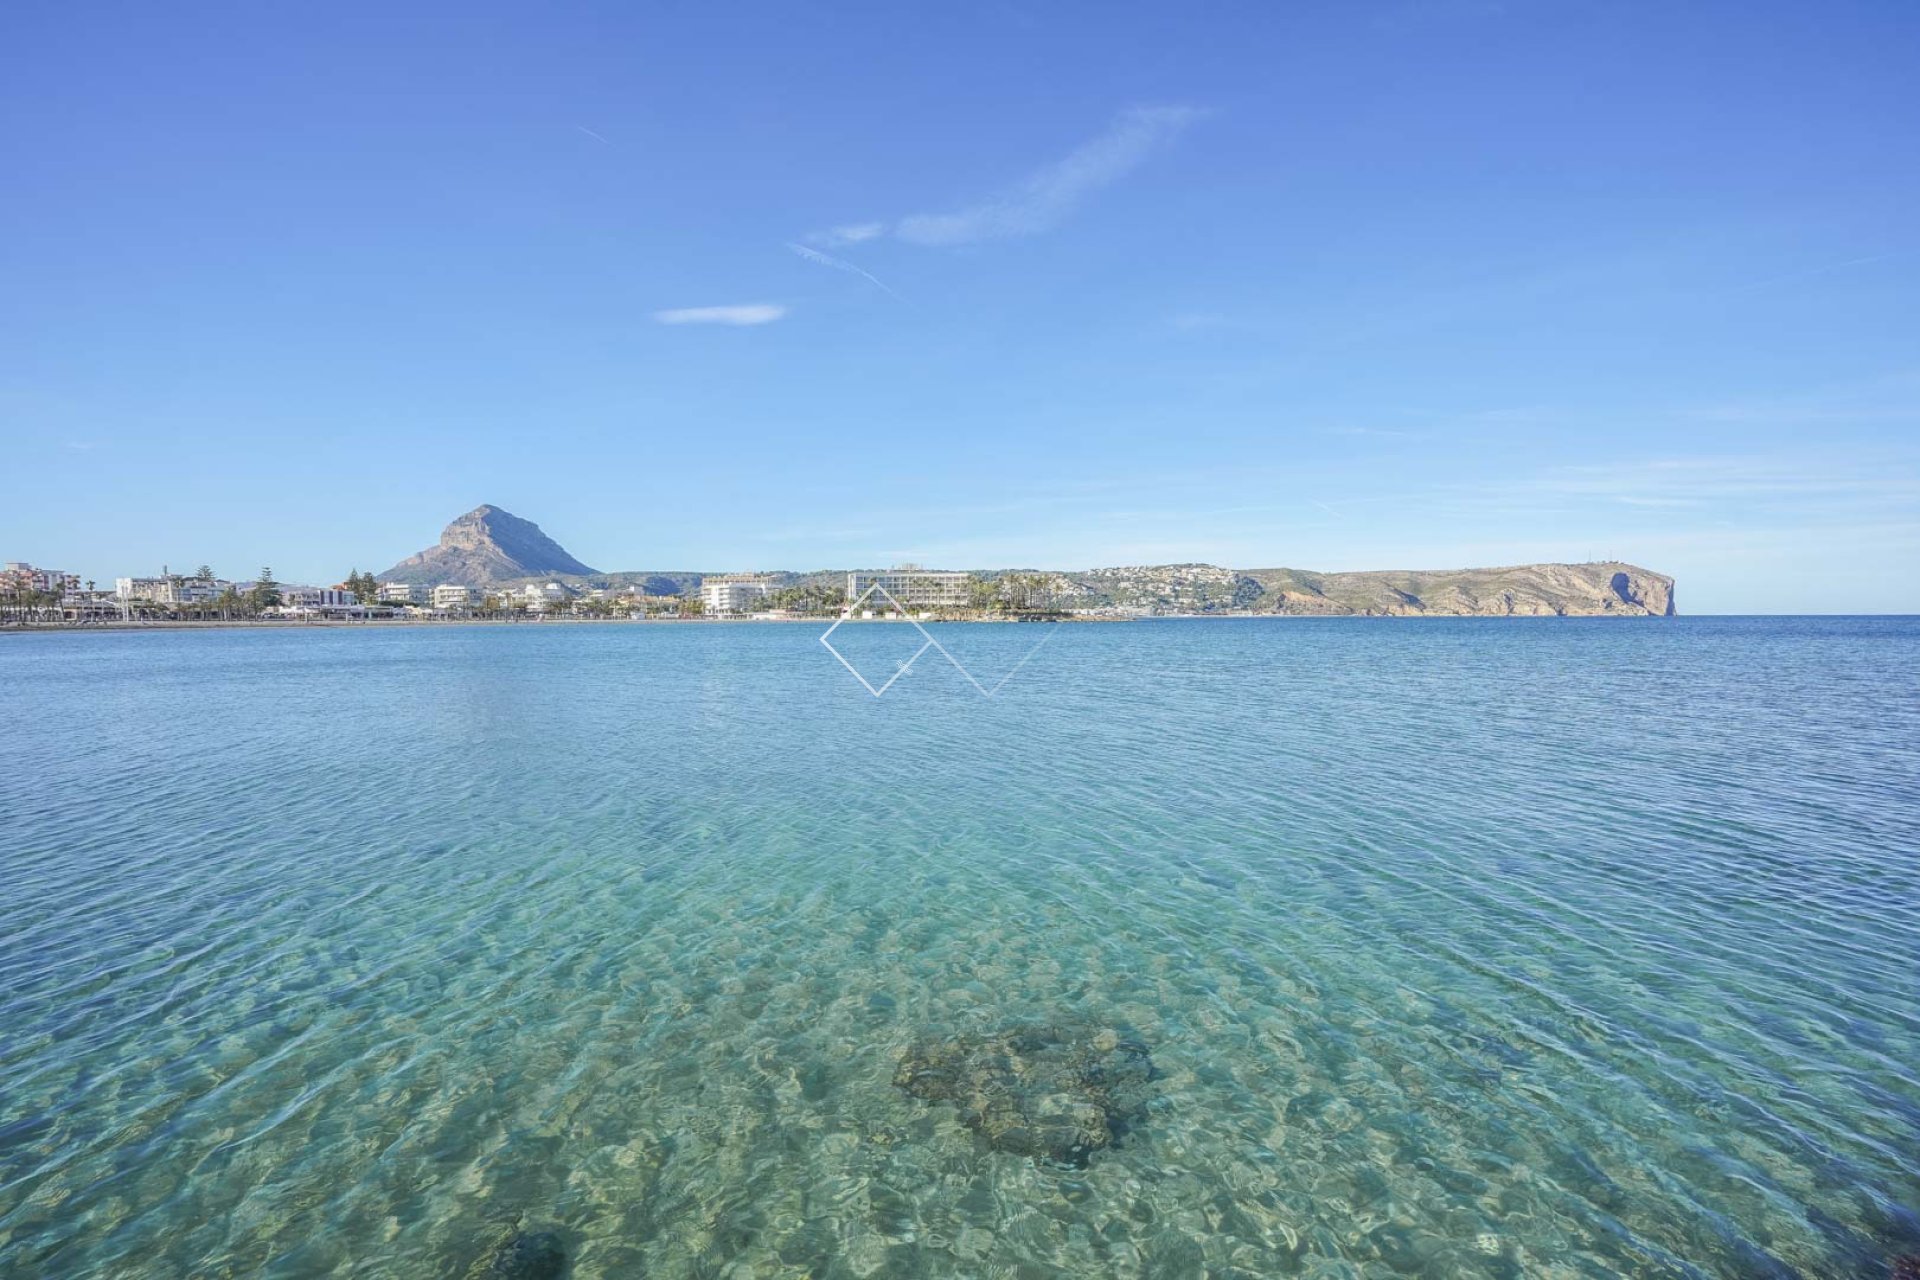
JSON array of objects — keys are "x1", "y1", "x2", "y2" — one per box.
[
  {"x1": 700, "y1": 574, "x2": 775, "y2": 615},
  {"x1": 520, "y1": 582, "x2": 571, "y2": 611},
  {"x1": 846, "y1": 566, "x2": 970, "y2": 612}
]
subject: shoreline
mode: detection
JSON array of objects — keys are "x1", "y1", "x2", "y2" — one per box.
[
  {"x1": 0, "y1": 611, "x2": 1694, "y2": 636},
  {"x1": 0, "y1": 615, "x2": 1098, "y2": 634}
]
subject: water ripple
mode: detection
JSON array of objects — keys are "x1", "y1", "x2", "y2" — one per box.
[{"x1": 2, "y1": 619, "x2": 1917, "y2": 1277}]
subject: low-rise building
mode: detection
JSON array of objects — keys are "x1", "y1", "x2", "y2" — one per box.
[
  {"x1": 281, "y1": 587, "x2": 359, "y2": 610},
  {"x1": 114, "y1": 571, "x2": 228, "y2": 604},
  {"x1": 432, "y1": 584, "x2": 475, "y2": 609},
  {"x1": 701, "y1": 574, "x2": 775, "y2": 616},
  {"x1": 58, "y1": 591, "x2": 124, "y2": 621},
  {"x1": 3, "y1": 562, "x2": 81, "y2": 595},
  {"x1": 378, "y1": 582, "x2": 427, "y2": 604}
]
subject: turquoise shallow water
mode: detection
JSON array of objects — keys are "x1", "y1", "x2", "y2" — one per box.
[{"x1": 2, "y1": 618, "x2": 1917, "y2": 1278}]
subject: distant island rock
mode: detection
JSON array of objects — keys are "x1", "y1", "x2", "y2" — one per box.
[
  {"x1": 378, "y1": 505, "x2": 599, "y2": 586},
  {"x1": 374, "y1": 506, "x2": 1675, "y2": 614}
]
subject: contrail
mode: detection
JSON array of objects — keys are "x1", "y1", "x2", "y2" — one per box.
[
  {"x1": 786, "y1": 242, "x2": 901, "y2": 299},
  {"x1": 575, "y1": 124, "x2": 609, "y2": 144},
  {"x1": 1731, "y1": 252, "x2": 1890, "y2": 295}
]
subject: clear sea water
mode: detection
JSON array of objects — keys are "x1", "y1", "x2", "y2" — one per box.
[{"x1": 2, "y1": 618, "x2": 1917, "y2": 1279}]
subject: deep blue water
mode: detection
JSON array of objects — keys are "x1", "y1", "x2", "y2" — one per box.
[{"x1": 2, "y1": 618, "x2": 1917, "y2": 1278}]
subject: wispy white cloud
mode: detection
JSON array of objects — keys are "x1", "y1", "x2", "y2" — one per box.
[
  {"x1": 652, "y1": 304, "x2": 788, "y2": 326},
  {"x1": 802, "y1": 106, "x2": 1204, "y2": 252},
  {"x1": 821, "y1": 222, "x2": 885, "y2": 245},
  {"x1": 895, "y1": 106, "x2": 1203, "y2": 246},
  {"x1": 1371, "y1": 0, "x2": 1513, "y2": 34},
  {"x1": 1725, "y1": 252, "x2": 1892, "y2": 296},
  {"x1": 785, "y1": 243, "x2": 900, "y2": 299},
  {"x1": 1518, "y1": 453, "x2": 1920, "y2": 509},
  {"x1": 1324, "y1": 425, "x2": 1427, "y2": 441},
  {"x1": 1683, "y1": 402, "x2": 1920, "y2": 426}
]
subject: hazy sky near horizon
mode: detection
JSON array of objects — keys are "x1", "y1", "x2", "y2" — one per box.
[{"x1": 3, "y1": 1, "x2": 1917, "y2": 612}]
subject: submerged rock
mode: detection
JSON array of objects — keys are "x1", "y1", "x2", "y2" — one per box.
[
  {"x1": 482, "y1": 1230, "x2": 567, "y2": 1280},
  {"x1": 893, "y1": 1022, "x2": 1154, "y2": 1167}
]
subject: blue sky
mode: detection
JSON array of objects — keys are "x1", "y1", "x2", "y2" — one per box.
[{"x1": 3, "y1": 1, "x2": 1916, "y2": 612}]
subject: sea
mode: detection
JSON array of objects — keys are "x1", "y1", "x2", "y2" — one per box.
[{"x1": 1, "y1": 617, "x2": 1916, "y2": 1278}]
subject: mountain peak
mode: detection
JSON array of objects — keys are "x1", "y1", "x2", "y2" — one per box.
[{"x1": 379, "y1": 505, "x2": 600, "y2": 586}]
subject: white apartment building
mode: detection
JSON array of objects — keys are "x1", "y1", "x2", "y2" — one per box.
[
  {"x1": 700, "y1": 574, "x2": 774, "y2": 615},
  {"x1": 520, "y1": 582, "x2": 571, "y2": 611},
  {"x1": 280, "y1": 587, "x2": 358, "y2": 610},
  {"x1": 432, "y1": 584, "x2": 475, "y2": 609},
  {"x1": 846, "y1": 566, "x2": 970, "y2": 612},
  {"x1": 114, "y1": 573, "x2": 228, "y2": 604},
  {"x1": 378, "y1": 582, "x2": 427, "y2": 604}
]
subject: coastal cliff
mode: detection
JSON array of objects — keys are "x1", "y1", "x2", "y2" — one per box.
[{"x1": 1234, "y1": 561, "x2": 1676, "y2": 617}]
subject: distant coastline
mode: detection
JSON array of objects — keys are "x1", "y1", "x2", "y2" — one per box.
[
  {"x1": 369, "y1": 506, "x2": 1681, "y2": 618},
  {"x1": 3, "y1": 611, "x2": 1690, "y2": 637},
  {"x1": 6, "y1": 504, "x2": 1678, "y2": 627},
  {"x1": 0, "y1": 614, "x2": 1087, "y2": 634}
]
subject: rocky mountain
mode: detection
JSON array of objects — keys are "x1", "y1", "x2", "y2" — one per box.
[{"x1": 378, "y1": 505, "x2": 599, "y2": 586}]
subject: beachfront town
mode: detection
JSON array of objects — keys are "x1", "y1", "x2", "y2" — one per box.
[{"x1": 0, "y1": 562, "x2": 1070, "y2": 625}]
